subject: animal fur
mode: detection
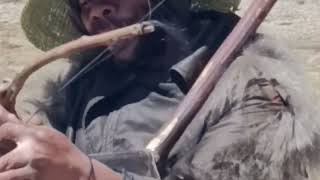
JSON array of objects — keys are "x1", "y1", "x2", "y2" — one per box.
[{"x1": 170, "y1": 37, "x2": 320, "y2": 180}]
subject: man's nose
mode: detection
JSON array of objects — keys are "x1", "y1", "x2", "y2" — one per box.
[{"x1": 89, "y1": 4, "x2": 115, "y2": 21}]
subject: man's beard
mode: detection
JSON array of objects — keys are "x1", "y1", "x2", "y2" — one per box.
[
  {"x1": 88, "y1": 13, "x2": 149, "y2": 63},
  {"x1": 111, "y1": 21, "x2": 192, "y2": 69},
  {"x1": 107, "y1": 27, "x2": 167, "y2": 69}
]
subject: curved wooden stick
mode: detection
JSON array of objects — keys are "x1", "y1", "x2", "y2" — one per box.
[{"x1": 0, "y1": 22, "x2": 155, "y2": 114}]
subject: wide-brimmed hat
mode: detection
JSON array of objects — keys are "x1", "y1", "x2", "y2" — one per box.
[{"x1": 21, "y1": 0, "x2": 240, "y2": 51}]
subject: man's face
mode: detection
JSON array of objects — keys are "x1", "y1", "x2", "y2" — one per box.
[{"x1": 78, "y1": 0, "x2": 150, "y2": 61}]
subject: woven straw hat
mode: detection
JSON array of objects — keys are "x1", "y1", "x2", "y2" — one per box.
[{"x1": 21, "y1": 0, "x2": 240, "y2": 51}]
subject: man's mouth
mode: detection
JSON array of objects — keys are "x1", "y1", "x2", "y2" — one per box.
[
  {"x1": 88, "y1": 17, "x2": 140, "y2": 51},
  {"x1": 91, "y1": 19, "x2": 116, "y2": 34},
  {"x1": 90, "y1": 17, "x2": 134, "y2": 35}
]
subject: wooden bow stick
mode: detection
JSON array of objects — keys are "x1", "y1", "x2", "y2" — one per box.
[{"x1": 0, "y1": 22, "x2": 155, "y2": 115}]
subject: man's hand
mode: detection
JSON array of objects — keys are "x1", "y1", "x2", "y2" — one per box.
[
  {"x1": 0, "y1": 105, "x2": 19, "y2": 125},
  {"x1": 0, "y1": 105, "x2": 122, "y2": 180},
  {"x1": 0, "y1": 115, "x2": 92, "y2": 180},
  {"x1": 0, "y1": 105, "x2": 20, "y2": 156}
]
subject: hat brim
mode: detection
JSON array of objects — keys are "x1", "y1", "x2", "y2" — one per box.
[
  {"x1": 21, "y1": 0, "x2": 240, "y2": 51},
  {"x1": 21, "y1": 0, "x2": 81, "y2": 51}
]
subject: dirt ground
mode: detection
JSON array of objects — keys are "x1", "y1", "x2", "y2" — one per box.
[
  {"x1": 0, "y1": 0, "x2": 320, "y2": 118},
  {"x1": 0, "y1": 0, "x2": 70, "y2": 118}
]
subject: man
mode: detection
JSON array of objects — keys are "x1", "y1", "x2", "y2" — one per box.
[{"x1": 1, "y1": 0, "x2": 320, "y2": 180}]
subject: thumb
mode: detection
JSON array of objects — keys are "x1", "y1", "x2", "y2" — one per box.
[
  {"x1": 0, "y1": 123, "x2": 24, "y2": 143},
  {"x1": 0, "y1": 105, "x2": 19, "y2": 125},
  {"x1": 0, "y1": 139, "x2": 17, "y2": 156},
  {"x1": 0, "y1": 123, "x2": 22, "y2": 157}
]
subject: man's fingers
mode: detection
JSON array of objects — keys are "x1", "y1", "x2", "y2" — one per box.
[
  {"x1": 0, "y1": 149, "x2": 28, "y2": 172},
  {"x1": 0, "y1": 123, "x2": 22, "y2": 157},
  {"x1": 0, "y1": 105, "x2": 19, "y2": 125},
  {"x1": 0, "y1": 105, "x2": 10, "y2": 117},
  {"x1": 0, "y1": 166, "x2": 36, "y2": 180},
  {"x1": 0, "y1": 123, "x2": 24, "y2": 142},
  {"x1": 0, "y1": 139, "x2": 17, "y2": 157}
]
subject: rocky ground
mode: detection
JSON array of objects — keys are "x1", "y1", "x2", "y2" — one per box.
[{"x1": 0, "y1": 0, "x2": 320, "y2": 119}]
